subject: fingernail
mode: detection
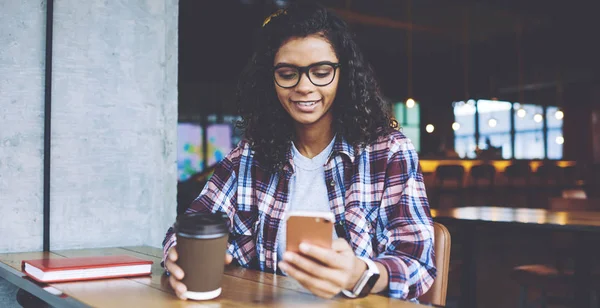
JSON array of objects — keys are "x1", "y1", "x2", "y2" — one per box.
[
  {"x1": 299, "y1": 243, "x2": 309, "y2": 253},
  {"x1": 283, "y1": 252, "x2": 294, "y2": 262},
  {"x1": 279, "y1": 262, "x2": 288, "y2": 270}
]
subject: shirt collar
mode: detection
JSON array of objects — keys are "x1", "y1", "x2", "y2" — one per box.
[
  {"x1": 330, "y1": 134, "x2": 355, "y2": 164},
  {"x1": 282, "y1": 135, "x2": 355, "y2": 174}
]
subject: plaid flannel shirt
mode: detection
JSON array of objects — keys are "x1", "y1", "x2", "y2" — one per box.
[{"x1": 162, "y1": 130, "x2": 436, "y2": 299}]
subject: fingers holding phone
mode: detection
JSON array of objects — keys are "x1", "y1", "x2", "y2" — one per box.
[{"x1": 281, "y1": 212, "x2": 368, "y2": 298}]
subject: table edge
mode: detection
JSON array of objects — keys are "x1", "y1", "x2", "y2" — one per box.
[
  {"x1": 0, "y1": 260, "x2": 90, "y2": 308},
  {"x1": 433, "y1": 216, "x2": 600, "y2": 232}
]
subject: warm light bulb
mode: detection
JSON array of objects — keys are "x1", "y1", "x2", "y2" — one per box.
[
  {"x1": 517, "y1": 108, "x2": 526, "y2": 118},
  {"x1": 556, "y1": 136, "x2": 564, "y2": 145},
  {"x1": 555, "y1": 110, "x2": 564, "y2": 120},
  {"x1": 406, "y1": 98, "x2": 415, "y2": 108},
  {"x1": 534, "y1": 113, "x2": 543, "y2": 123},
  {"x1": 488, "y1": 118, "x2": 497, "y2": 128},
  {"x1": 452, "y1": 122, "x2": 461, "y2": 131},
  {"x1": 426, "y1": 124, "x2": 435, "y2": 133}
]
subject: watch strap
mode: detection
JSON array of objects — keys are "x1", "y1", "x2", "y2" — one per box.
[{"x1": 341, "y1": 256, "x2": 380, "y2": 298}]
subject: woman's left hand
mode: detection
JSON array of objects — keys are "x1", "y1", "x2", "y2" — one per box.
[{"x1": 278, "y1": 238, "x2": 366, "y2": 299}]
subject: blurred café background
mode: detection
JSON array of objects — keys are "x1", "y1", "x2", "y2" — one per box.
[
  {"x1": 177, "y1": 1, "x2": 599, "y2": 307},
  {"x1": 178, "y1": 0, "x2": 598, "y2": 209}
]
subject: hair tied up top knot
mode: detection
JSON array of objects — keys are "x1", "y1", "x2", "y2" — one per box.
[{"x1": 262, "y1": 8, "x2": 287, "y2": 27}]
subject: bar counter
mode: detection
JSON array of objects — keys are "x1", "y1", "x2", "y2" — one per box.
[{"x1": 419, "y1": 159, "x2": 576, "y2": 174}]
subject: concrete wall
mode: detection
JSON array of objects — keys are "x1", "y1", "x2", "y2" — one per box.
[
  {"x1": 0, "y1": 0, "x2": 178, "y2": 252},
  {"x1": 49, "y1": 0, "x2": 178, "y2": 250},
  {"x1": 0, "y1": 1, "x2": 46, "y2": 252}
]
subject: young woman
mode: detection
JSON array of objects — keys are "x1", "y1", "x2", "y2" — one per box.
[{"x1": 163, "y1": 3, "x2": 435, "y2": 301}]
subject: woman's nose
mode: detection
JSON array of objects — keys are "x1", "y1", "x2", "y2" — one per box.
[{"x1": 294, "y1": 72, "x2": 314, "y2": 93}]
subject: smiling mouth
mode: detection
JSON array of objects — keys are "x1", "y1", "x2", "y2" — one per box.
[{"x1": 292, "y1": 99, "x2": 320, "y2": 106}]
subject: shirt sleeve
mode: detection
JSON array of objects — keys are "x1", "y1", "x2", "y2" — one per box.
[
  {"x1": 373, "y1": 145, "x2": 436, "y2": 299},
  {"x1": 161, "y1": 144, "x2": 257, "y2": 268}
]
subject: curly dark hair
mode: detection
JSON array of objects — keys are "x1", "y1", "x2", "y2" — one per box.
[{"x1": 237, "y1": 2, "x2": 397, "y2": 172}]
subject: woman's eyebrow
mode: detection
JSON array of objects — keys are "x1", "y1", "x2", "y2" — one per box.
[
  {"x1": 274, "y1": 62, "x2": 295, "y2": 67},
  {"x1": 274, "y1": 60, "x2": 337, "y2": 68}
]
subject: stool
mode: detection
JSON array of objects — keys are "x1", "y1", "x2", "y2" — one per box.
[
  {"x1": 468, "y1": 164, "x2": 496, "y2": 206},
  {"x1": 432, "y1": 165, "x2": 465, "y2": 208},
  {"x1": 503, "y1": 162, "x2": 532, "y2": 207}
]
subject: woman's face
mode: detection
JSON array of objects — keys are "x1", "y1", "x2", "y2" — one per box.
[{"x1": 273, "y1": 34, "x2": 340, "y2": 129}]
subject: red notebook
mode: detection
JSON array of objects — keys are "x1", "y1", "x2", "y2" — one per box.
[{"x1": 21, "y1": 255, "x2": 153, "y2": 283}]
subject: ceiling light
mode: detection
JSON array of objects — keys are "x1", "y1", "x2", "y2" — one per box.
[
  {"x1": 452, "y1": 122, "x2": 460, "y2": 131},
  {"x1": 426, "y1": 124, "x2": 435, "y2": 133}
]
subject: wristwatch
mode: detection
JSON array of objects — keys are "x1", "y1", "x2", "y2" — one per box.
[{"x1": 341, "y1": 256, "x2": 380, "y2": 298}]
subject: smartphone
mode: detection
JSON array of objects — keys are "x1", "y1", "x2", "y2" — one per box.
[{"x1": 285, "y1": 211, "x2": 334, "y2": 253}]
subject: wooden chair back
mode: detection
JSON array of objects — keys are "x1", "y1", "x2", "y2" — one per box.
[{"x1": 418, "y1": 222, "x2": 451, "y2": 306}]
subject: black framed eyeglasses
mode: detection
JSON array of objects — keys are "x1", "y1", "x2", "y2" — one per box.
[{"x1": 273, "y1": 61, "x2": 341, "y2": 89}]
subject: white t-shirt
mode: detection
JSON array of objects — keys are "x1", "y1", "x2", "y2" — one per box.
[{"x1": 276, "y1": 137, "x2": 337, "y2": 265}]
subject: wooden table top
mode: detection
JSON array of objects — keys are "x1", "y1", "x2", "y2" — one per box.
[
  {"x1": 431, "y1": 206, "x2": 600, "y2": 231},
  {"x1": 0, "y1": 246, "x2": 434, "y2": 308}
]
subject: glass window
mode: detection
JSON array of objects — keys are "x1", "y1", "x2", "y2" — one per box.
[
  {"x1": 453, "y1": 100, "x2": 476, "y2": 137},
  {"x1": 515, "y1": 103, "x2": 544, "y2": 131},
  {"x1": 514, "y1": 103, "x2": 544, "y2": 159},
  {"x1": 547, "y1": 129, "x2": 564, "y2": 159},
  {"x1": 546, "y1": 106, "x2": 563, "y2": 159},
  {"x1": 476, "y1": 99, "x2": 512, "y2": 159},
  {"x1": 453, "y1": 100, "x2": 476, "y2": 158},
  {"x1": 206, "y1": 124, "x2": 233, "y2": 166},
  {"x1": 546, "y1": 106, "x2": 564, "y2": 129},
  {"x1": 177, "y1": 123, "x2": 204, "y2": 181},
  {"x1": 455, "y1": 136, "x2": 477, "y2": 159},
  {"x1": 515, "y1": 130, "x2": 545, "y2": 159},
  {"x1": 453, "y1": 99, "x2": 563, "y2": 160},
  {"x1": 395, "y1": 101, "x2": 421, "y2": 126},
  {"x1": 394, "y1": 102, "x2": 420, "y2": 152},
  {"x1": 406, "y1": 103, "x2": 420, "y2": 126},
  {"x1": 477, "y1": 99, "x2": 512, "y2": 135},
  {"x1": 395, "y1": 103, "x2": 404, "y2": 124},
  {"x1": 478, "y1": 133, "x2": 512, "y2": 159},
  {"x1": 401, "y1": 126, "x2": 420, "y2": 151}
]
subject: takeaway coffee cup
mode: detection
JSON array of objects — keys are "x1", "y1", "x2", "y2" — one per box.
[{"x1": 174, "y1": 212, "x2": 229, "y2": 300}]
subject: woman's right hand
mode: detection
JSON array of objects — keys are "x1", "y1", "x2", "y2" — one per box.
[{"x1": 165, "y1": 246, "x2": 234, "y2": 300}]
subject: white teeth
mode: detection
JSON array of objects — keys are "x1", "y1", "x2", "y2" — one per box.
[{"x1": 296, "y1": 101, "x2": 316, "y2": 106}]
